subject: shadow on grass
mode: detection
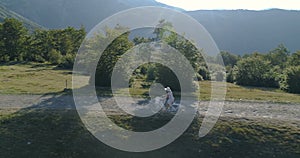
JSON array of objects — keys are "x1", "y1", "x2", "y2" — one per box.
[{"x1": 0, "y1": 94, "x2": 299, "y2": 158}]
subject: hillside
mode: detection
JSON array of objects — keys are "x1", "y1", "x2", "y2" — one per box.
[
  {"x1": 188, "y1": 9, "x2": 300, "y2": 54},
  {"x1": 0, "y1": 0, "x2": 299, "y2": 54},
  {"x1": 0, "y1": 0, "x2": 181, "y2": 29},
  {"x1": 0, "y1": 4, "x2": 43, "y2": 30}
]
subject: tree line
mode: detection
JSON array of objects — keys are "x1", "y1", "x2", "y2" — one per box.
[
  {"x1": 222, "y1": 45, "x2": 300, "y2": 94},
  {"x1": 87, "y1": 20, "x2": 205, "y2": 92},
  {"x1": 0, "y1": 18, "x2": 86, "y2": 68},
  {"x1": 89, "y1": 20, "x2": 300, "y2": 94},
  {"x1": 1, "y1": 18, "x2": 300, "y2": 94}
]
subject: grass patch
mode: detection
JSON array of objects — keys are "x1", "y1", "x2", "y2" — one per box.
[
  {"x1": 225, "y1": 82, "x2": 300, "y2": 103},
  {"x1": 114, "y1": 81, "x2": 300, "y2": 103},
  {"x1": 0, "y1": 62, "x2": 88, "y2": 94}
]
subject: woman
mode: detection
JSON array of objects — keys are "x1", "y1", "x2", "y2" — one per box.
[{"x1": 164, "y1": 87, "x2": 175, "y2": 111}]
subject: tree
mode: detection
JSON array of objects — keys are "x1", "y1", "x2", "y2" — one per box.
[
  {"x1": 48, "y1": 49, "x2": 62, "y2": 65},
  {"x1": 280, "y1": 66, "x2": 300, "y2": 93},
  {"x1": 288, "y1": 50, "x2": 300, "y2": 66},
  {"x1": 93, "y1": 27, "x2": 134, "y2": 87},
  {"x1": 219, "y1": 51, "x2": 240, "y2": 67},
  {"x1": 152, "y1": 21, "x2": 204, "y2": 91},
  {"x1": 198, "y1": 66, "x2": 211, "y2": 80},
  {"x1": 226, "y1": 66, "x2": 237, "y2": 83},
  {"x1": 0, "y1": 18, "x2": 28, "y2": 61},
  {"x1": 51, "y1": 26, "x2": 86, "y2": 56},
  {"x1": 235, "y1": 56, "x2": 277, "y2": 87},
  {"x1": 59, "y1": 53, "x2": 75, "y2": 69},
  {"x1": 265, "y1": 44, "x2": 289, "y2": 69},
  {"x1": 27, "y1": 29, "x2": 53, "y2": 62}
]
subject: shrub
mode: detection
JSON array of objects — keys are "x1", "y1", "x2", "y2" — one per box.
[
  {"x1": 280, "y1": 66, "x2": 300, "y2": 93},
  {"x1": 48, "y1": 49, "x2": 62, "y2": 65},
  {"x1": 146, "y1": 65, "x2": 157, "y2": 81},
  {"x1": 226, "y1": 66, "x2": 237, "y2": 83},
  {"x1": 59, "y1": 53, "x2": 75, "y2": 69},
  {"x1": 235, "y1": 56, "x2": 278, "y2": 87},
  {"x1": 198, "y1": 66, "x2": 211, "y2": 80}
]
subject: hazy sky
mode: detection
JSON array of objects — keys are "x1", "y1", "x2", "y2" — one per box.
[{"x1": 156, "y1": 0, "x2": 300, "y2": 10}]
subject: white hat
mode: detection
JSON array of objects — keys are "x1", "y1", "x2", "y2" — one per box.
[{"x1": 164, "y1": 87, "x2": 171, "y2": 92}]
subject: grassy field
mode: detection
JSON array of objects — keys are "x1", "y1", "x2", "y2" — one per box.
[
  {"x1": 1, "y1": 62, "x2": 300, "y2": 103},
  {"x1": 0, "y1": 62, "x2": 88, "y2": 94}
]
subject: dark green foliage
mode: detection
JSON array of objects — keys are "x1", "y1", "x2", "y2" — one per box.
[
  {"x1": 59, "y1": 54, "x2": 76, "y2": 69},
  {"x1": 93, "y1": 21, "x2": 204, "y2": 91},
  {"x1": 233, "y1": 46, "x2": 293, "y2": 88},
  {"x1": 280, "y1": 66, "x2": 300, "y2": 93},
  {"x1": 156, "y1": 66, "x2": 181, "y2": 92},
  {"x1": 0, "y1": 18, "x2": 86, "y2": 67},
  {"x1": 151, "y1": 21, "x2": 204, "y2": 91},
  {"x1": 0, "y1": 18, "x2": 28, "y2": 62},
  {"x1": 264, "y1": 44, "x2": 289, "y2": 69},
  {"x1": 288, "y1": 50, "x2": 300, "y2": 66},
  {"x1": 146, "y1": 64, "x2": 158, "y2": 81},
  {"x1": 94, "y1": 29, "x2": 134, "y2": 87},
  {"x1": 235, "y1": 56, "x2": 278, "y2": 87},
  {"x1": 48, "y1": 49, "x2": 62, "y2": 65},
  {"x1": 133, "y1": 37, "x2": 151, "y2": 45},
  {"x1": 220, "y1": 51, "x2": 240, "y2": 67},
  {"x1": 198, "y1": 66, "x2": 211, "y2": 80},
  {"x1": 226, "y1": 66, "x2": 237, "y2": 83}
]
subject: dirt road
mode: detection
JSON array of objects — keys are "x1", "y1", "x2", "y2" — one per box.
[{"x1": 0, "y1": 94, "x2": 299, "y2": 125}]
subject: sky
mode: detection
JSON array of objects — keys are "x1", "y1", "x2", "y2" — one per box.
[{"x1": 156, "y1": 0, "x2": 300, "y2": 11}]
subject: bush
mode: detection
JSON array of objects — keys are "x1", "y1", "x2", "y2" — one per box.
[
  {"x1": 48, "y1": 49, "x2": 62, "y2": 65},
  {"x1": 226, "y1": 66, "x2": 237, "y2": 83},
  {"x1": 0, "y1": 55, "x2": 10, "y2": 62},
  {"x1": 198, "y1": 66, "x2": 211, "y2": 80},
  {"x1": 33, "y1": 55, "x2": 46, "y2": 63},
  {"x1": 146, "y1": 65, "x2": 157, "y2": 81},
  {"x1": 280, "y1": 66, "x2": 300, "y2": 93},
  {"x1": 235, "y1": 56, "x2": 277, "y2": 87},
  {"x1": 196, "y1": 73, "x2": 204, "y2": 81},
  {"x1": 59, "y1": 53, "x2": 75, "y2": 69}
]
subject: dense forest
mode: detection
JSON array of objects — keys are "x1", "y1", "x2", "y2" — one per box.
[{"x1": 1, "y1": 18, "x2": 300, "y2": 94}]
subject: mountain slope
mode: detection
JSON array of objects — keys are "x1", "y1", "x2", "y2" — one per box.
[
  {"x1": 188, "y1": 9, "x2": 300, "y2": 54},
  {"x1": 0, "y1": 0, "x2": 299, "y2": 54},
  {"x1": 0, "y1": 4, "x2": 43, "y2": 30},
  {"x1": 0, "y1": 0, "x2": 181, "y2": 29}
]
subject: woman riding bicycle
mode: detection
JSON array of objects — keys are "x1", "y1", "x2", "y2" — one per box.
[{"x1": 164, "y1": 87, "x2": 175, "y2": 111}]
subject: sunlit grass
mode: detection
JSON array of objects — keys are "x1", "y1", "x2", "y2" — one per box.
[
  {"x1": 1, "y1": 63, "x2": 300, "y2": 103},
  {"x1": 128, "y1": 81, "x2": 300, "y2": 103},
  {"x1": 0, "y1": 62, "x2": 88, "y2": 94}
]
